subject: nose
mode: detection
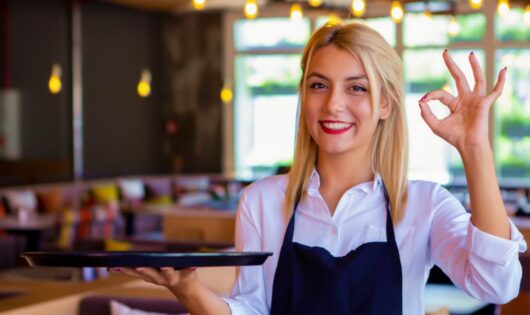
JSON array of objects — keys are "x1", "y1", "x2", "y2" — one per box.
[{"x1": 323, "y1": 87, "x2": 345, "y2": 114}]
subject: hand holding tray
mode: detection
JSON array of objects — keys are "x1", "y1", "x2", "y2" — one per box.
[{"x1": 21, "y1": 251, "x2": 272, "y2": 269}]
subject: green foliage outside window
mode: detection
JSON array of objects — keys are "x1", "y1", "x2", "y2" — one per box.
[
  {"x1": 495, "y1": 9, "x2": 530, "y2": 41},
  {"x1": 450, "y1": 14, "x2": 486, "y2": 43},
  {"x1": 495, "y1": 49, "x2": 530, "y2": 177}
]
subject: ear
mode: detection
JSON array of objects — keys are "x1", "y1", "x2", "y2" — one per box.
[{"x1": 379, "y1": 96, "x2": 392, "y2": 120}]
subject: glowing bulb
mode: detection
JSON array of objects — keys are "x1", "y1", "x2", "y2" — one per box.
[
  {"x1": 48, "y1": 77, "x2": 61, "y2": 94},
  {"x1": 524, "y1": 4, "x2": 530, "y2": 26},
  {"x1": 290, "y1": 4, "x2": 303, "y2": 20},
  {"x1": 326, "y1": 13, "x2": 343, "y2": 25},
  {"x1": 48, "y1": 64, "x2": 62, "y2": 94},
  {"x1": 390, "y1": 1, "x2": 404, "y2": 24},
  {"x1": 137, "y1": 69, "x2": 151, "y2": 98},
  {"x1": 497, "y1": 0, "x2": 510, "y2": 16},
  {"x1": 448, "y1": 16, "x2": 460, "y2": 37},
  {"x1": 244, "y1": 0, "x2": 258, "y2": 19},
  {"x1": 351, "y1": 0, "x2": 366, "y2": 18},
  {"x1": 468, "y1": 0, "x2": 482, "y2": 10},
  {"x1": 192, "y1": 0, "x2": 205, "y2": 10},
  {"x1": 308, "y1": 0, "x2": 323, "y2": 7},
  {"x1": 220, "y1": 87, "x2": 233, "y2": 103}
]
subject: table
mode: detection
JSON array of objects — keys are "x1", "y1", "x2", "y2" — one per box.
[
  {"x1": 122, "y1": 202, "x2": 236, "y2": 241},
  {"x1": 0, "y1": 215, "x2": 56, "y2": 251}
]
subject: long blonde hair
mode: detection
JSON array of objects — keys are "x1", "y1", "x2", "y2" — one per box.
[{"x1": 285, "y1": 22, "x2": 408, "y2": 223}]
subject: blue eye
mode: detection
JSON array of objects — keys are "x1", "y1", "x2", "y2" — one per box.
[
  {"x1": 351, "y1": 85, "x2": 367, "y2": 92},
  {"x1": 310, "y1": 82, "x2": 327, "y2": 89}
]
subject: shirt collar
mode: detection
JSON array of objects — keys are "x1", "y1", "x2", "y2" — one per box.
[{"x1": 307, "y1": 168, "x2": 382, "y2": 195}]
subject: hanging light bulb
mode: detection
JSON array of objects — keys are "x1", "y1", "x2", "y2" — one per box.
[
  {"x1": 327, "y1": 13, "x2": 343, "y2": 25},
  {"x1": 308, "y1": 0, "x2": 323, "y2": 8},
  {"x1": 524, "y1": 4, "x2": 530, "y2": 26},
  {"x1": 192, "y1": 0, "x2": 205, "y2": 10},
  {"x1": 244, "y1": 0, "x2": 258, "y2": 19},
  {"x1": 423, "y1": 9, "x2": 432, "y2": 20},
  {"x1": 48, "y1": 64, "x2": 62, "y2": 94},
  {"x1": 290, "y1": 4, "x2": 303, "y2": 20},
  {"x1": 390, "y1": 1, "x2": 404, "y2": 23},
  {"x1": 351, "y1": 0, "x2": 366, "y2": 18},
  {"x1": 468, "y1": 0, "x2": 482, "y2": 10},
  {"x1": 448, "y1": 16, "x2": 460, "y2": 37},
  {"x1": 137, "y1": 69, "x2": 151, "y2": 98},
  {"x1": 497, "y1": 0, "x2": 510, "y2": 16},
  {"x1": 220, "y1": 85, "x2": 233, "y2": 104}
]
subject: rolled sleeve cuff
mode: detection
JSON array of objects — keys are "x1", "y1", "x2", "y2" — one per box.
[
  {"x1": 467, "y1": 219, "x2": 527, "y2": 266},
  {"x1": 223, "y1": 297, "x2": 244, "y2": 315}
]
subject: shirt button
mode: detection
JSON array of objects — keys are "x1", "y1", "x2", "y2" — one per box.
[{"x1": 331, "y1": 226, "x2": 338, "y2": 235}]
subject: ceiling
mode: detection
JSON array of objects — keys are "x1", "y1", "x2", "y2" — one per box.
[
  {"x1": 100, "y1": 0, "x2": 513, "y2": 14},
  {"x1": 100, "y1": 0, "x2": 363, "y2": 12},
  {"x1": 101, "y1": 0, "x2": 262, "y2": 12}
]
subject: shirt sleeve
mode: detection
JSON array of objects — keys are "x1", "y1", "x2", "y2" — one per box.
[
  {"x1": 222, "y1": 192, "x2": 269, "y2": 315},
  {"x1": 429, "y1": 186, "x2": 528, "y2": 304}
]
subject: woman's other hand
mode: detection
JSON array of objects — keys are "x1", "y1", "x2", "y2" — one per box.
[{"x1": 418, "y1": 49, "x2": 507, "y2": 152}]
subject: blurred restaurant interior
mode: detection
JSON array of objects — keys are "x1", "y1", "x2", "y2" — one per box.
[{"x1": 0, "y1": 0, "x2": 529, "y2": 314}]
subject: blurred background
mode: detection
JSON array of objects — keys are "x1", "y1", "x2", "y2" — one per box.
[
  {"x1": 0, "y1": 0, "x2": 528, "y2": 186},
  {"x1": 0, "y1": 1, "x2": 529, "y2": 314}
]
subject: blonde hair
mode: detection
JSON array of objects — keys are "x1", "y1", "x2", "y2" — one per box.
[{"x1": 285, "y1": 22, "x2": 408, "y2": 223}]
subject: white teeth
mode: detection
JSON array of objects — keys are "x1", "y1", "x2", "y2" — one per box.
[{"x1": 322, "y1": 122, "x2": 353, "y2": 130}]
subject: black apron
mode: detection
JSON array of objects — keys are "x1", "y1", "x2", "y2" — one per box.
[{"x1": 270, "y1": 186, "x2": 403, "y2": 315}]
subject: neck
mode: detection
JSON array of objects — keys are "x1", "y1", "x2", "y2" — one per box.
[{"x1": 316, "y1": 148, "x2": 374, "y2": 193}]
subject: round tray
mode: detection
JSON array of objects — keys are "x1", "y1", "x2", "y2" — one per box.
[{"x1": 21, "y1": 251, "x2": 272, "y2": 269}]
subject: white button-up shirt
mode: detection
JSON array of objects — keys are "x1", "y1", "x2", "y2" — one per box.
[{"x1": 223, "y1": 171, "x2": 527, "y2": 315}]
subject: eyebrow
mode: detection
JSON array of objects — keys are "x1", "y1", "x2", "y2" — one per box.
[{"x1": 307, "y1": 72, "x2": 368, "y2": 81}]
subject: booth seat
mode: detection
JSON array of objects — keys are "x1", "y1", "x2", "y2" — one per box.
[{"x1": 0, "y1": 174, "x2": 244, "y2": 251}]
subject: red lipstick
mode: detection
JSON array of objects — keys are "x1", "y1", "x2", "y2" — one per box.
[{"x1": 319, "y1": 121, "x2": 354, "y2": 135}]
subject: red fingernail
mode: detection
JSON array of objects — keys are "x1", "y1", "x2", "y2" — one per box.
[
  {"x1": 189, "y1": 267, "x2": 197, "y2": 271},
  {"x1": 114, "y1": 268, "x2": 121, "y2": 272},
  {"x1": 136, "y1": 268, "x2": 145, "y2": 272}
]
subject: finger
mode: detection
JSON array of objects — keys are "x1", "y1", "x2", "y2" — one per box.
[
  {"x1": 443, "y1": 49, "x2": 471, "y2": 94},
  {"x1": 419, "y1": 101, "x2": 441, "y2": 134},
  {"x1": 469, "y1": 52, "x2": 486, "y2": 96},
  {"x1": 135, "y1": 267, "x2": 167, "y2": 285},
  {"x1": 420, "y1": 90, "x2": 456, "y2": 110},
  {"x1": 160, "y1": 267, "x2": 180, "y2": 285},
  {"x1": 484, "y1": 67, "x2": 507, "y2": 105},
  {"x1": 115, "y1": 267, "x2": 152, "y2": 281}
]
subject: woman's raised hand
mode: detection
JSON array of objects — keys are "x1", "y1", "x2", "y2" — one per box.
[
  {"x1": 109, "y1": 267, "x2": 199, "y2": 296},
  {"x1": 419, "y1": 49, "x2": 507, "y2": 152}
]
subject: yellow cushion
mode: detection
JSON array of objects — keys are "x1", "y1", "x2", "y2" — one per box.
[
  {"x1": 104, "y1": 239, "x2": 133, "y2": 251},
  {"x1": 92, "y1": 184, "x2": 119, "y2": 203},
  {"x1": 56, "y1": 209, "x2": 77, "y2": 249},
  {"x1": 146, "y1": 195, "x2": 172, "y2": 205}
]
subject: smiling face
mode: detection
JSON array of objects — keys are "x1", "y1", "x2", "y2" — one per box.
[{"x1": 304, "y1": 44, "x2": 390, "y2": 160}]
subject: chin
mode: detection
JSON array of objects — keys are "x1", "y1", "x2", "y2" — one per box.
[{"x1": 318, "y1": 144, "x2": 354, "y2": 155}]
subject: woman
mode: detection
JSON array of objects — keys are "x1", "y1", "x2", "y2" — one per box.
[{"x1": 113, "y1": 22, "x2": 526, "y2": 315}]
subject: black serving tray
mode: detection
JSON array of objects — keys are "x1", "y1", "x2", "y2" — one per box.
[{"x1": 21, "y1": 251, "x2": 272, "y2": 269}]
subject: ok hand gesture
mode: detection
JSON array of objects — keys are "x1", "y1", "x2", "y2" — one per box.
[{"x1": 419, "y1": 49, "x2": 507, "y2": 152}]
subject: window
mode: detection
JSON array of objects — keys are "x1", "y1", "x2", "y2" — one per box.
[
  {"x1": 227, "y1": 8, "x2": 530, "y2": 182},
  {"x1": 232, "y1": 18, "x2": 309, "y2": 178},
  {"x1": 403, "y1": 13, "x2": 485, "y2": 183}
]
